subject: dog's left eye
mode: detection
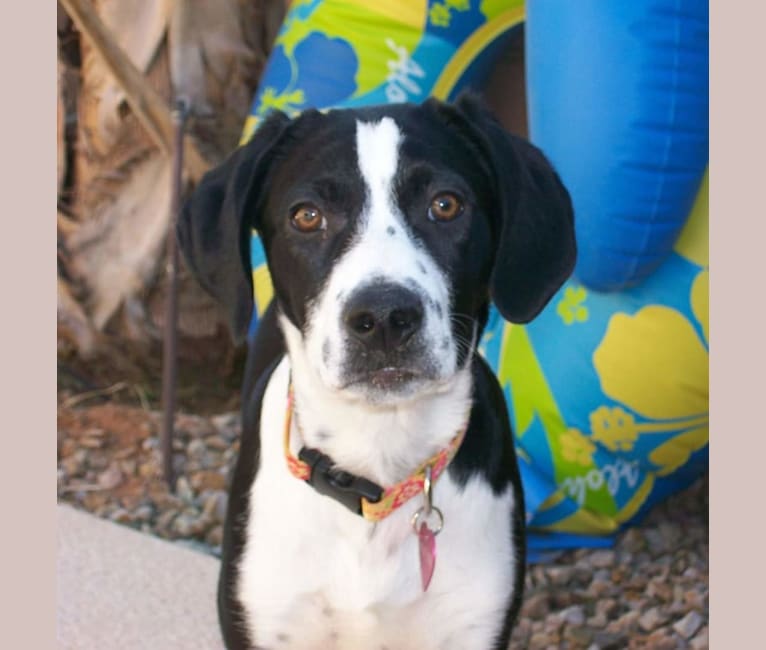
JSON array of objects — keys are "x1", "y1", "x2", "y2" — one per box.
[
  {"x1": 290, "y1": 204, "x2": 327, "y2": 233},
  {"x1": 428, "y1": 193, "x2": 463, "y2": 222}
]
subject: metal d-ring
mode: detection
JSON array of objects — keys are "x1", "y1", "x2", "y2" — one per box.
[{"x1": 411, "y1": 465, "x2": 444, "y2": 535}]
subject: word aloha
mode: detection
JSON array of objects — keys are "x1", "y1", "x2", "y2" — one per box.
[
  {"x1": 385, "y1": 38, "x2": 426, "y2": 103},
  {"x1": 560, "y1": 458, "x2": 641, "y2": 507}
]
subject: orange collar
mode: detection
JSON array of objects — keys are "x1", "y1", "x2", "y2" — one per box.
[{"x1": 283, "y1": 384, "x2": 468, "y2": 522}]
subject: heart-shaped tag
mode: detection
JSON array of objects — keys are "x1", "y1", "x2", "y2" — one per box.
[{"x1": 418, "y1": 521, "x2": 436, "y2": 591}]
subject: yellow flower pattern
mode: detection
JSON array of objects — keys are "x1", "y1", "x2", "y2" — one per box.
[
  {"x1": 592, "y1": 270, "x2": 708, "y2": 475},
  {"x1": 429, "y1": 0, "x2": 470, "y2": 28},
  {"x1": 258, "y1": 88, "x2": 306, "y2": 115},
  {"x1": 556, "y1": 285, "x2": 589, "y2": 325},
  {"x1": 560, "y1": 429, "x2": 597, "y2": 466},
  {"x1": 590, "y1": 406, "x2": 638, "y2": 452}
]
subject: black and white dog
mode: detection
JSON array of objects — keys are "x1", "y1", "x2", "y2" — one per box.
[{"x1": 178, "y1": 94, "x2": 576, "y2": 650}]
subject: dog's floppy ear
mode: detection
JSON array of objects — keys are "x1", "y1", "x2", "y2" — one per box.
[
  {"x1": 435, "y1": 94, "x2": 577, "y2": 323},
  {"x1": 177, "y1": 111, "x2": 291, "y2": 342}
]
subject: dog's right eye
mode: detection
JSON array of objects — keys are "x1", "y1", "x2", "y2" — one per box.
[{"x1": 290, "y1": 204, "x2": 327, "y2": 233}]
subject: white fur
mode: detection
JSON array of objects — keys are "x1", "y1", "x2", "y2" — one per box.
[
  {"x1": 235, "y1": 117, "x2": 519, "y2": 649},
  {"x1": 304, "y1": 118, "x2": 455, "y2": 399},
  {"x1": 237, "y1": 358, "x2": 517, "y2": 650}
]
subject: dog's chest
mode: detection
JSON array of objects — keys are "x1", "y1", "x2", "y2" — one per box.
[{"x1": 235, "y1": 359, "x2": 517, "y2": 650}]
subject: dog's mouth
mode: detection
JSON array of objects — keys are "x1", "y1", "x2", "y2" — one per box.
[
  {"x1": 366, "y1": 367, "x2": 420, "y2": 390},
  {"x1": 342, "y1": 366, "x2": 422, "y2": 392}
]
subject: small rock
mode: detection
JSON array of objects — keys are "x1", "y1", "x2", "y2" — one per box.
[
  {"x1": 150, "y1": 492, "x2": 185, "y2": 511},
  {"x1": 87, "y1": 454, "x2": 109, "y2": 470},
  {"x1": 175, "y1": 476, "x2": 195, "y2": 502},
  {"x1": 190, "y1": 470, "x2": 227, "y2": 492},
  {"x1": 119, "y1": 494, "x2": 144, "y2": 511},
  {"x1": 119, "y1": 459, "x2": 137, "y2": 477},
  {"x1": 690, "y1": 625, "x2": 709, "y2": 649},
  {"x1": 96, "y1": 504, "x2": 115, "y2": 518},
  {"x1": 620, "y1": 527, "x2": 646, "y2": 553},
  {"x1": 113, "y1": 446, "x2": 136, "y2": 460},
  {"x1": 591, "y1": 630, "x2": 628, "y2": 650},
  {"x1": 658, "y1": 521, "x2": 682, "y2": 546},
  {"x1": 138, "y1": 460, "x2": 160, "y2": 479},
  {"x1": 176, "y1": 414, "x2": 215, "y2": 438},
  {"x1": 172, "y1": 512, "x2": 212, "y2": 537},
  {"x1": 61, "y1": 449, "x2": 88, "y2": 477},
  {"x1": 82, "y1": 492, "x2": 109, "y2": 511},
  {"x1": 206, "y1": 525, "x2": 223, "y2": 546},
  {"x1": 610, "y1": 609, "x2": 639, "y2": 634},
  {"x1": 559, "y1": 605, "x2": 586, "y2": 627},
  {"x1": 644, "y1": 528, "x2": 669, "y2": 555},
  {"x1": 572, "y1": 567, "x2": 594, "y2": 587},
  {"x1": 156, "y1": 509, "x2": 178, "y2": 532},
  {"x1": 523, "y1": 593, "x2": 550, "y2": 619},
  {"x1": 563, "y1": 625, "x2": 593, "y2": 646},
  {"x1": 529, "y1": 631, "x2": 559, "y2": 647},
  {"x1": 133, "y1": 504, "x2": 155, "y2": 521},
  {"x1": 673, "y1": 610, "x2": 703, "y2": 639},
  {"x1": 595, "y1": 599, "x2": 619, "y2": 620},
  {"x1": 645, "y1": 630, "x2": 677, "y2": 650},
  {"x1": 212, "y1": 413, "x2": 240, "y2": 439},
  {"x1": 172, "y1": 453, "x2": 187, "y2": 475},
  {"x1": 547, "y1": 566, "x2": 575, "y2": 586},
  {"x1": 647, "y1": 577, "x2": 673, "y2": 602},
  {"x1": 188, "y1": 438, "x2": 208, "y2": 459},
  {"x1": 592, "y1": 568, "x2": 610, "y2": 582},
  {"x1": 205, "y1": 436, "x2": 231, "y2": 451},
  {"x1": 80, "y1": 437, "x2": 106, "y2": 449},
  {"x1": 97, "y1": 463, "x2": 123, "y2": 490},
  {"x1": 588, "y1": 613, "x2": 607, "y2": 627},
  {"x1": 638, "y1": 606, "x2": 669, "y2": 632},
  {"x1": 109, "y1": 508, "x2": 132, "y2": 523},
  {"x1": 202, "y1": 491, "x2": 228, "y2": 523},
  {"x1": 590, "y1": 549, "x2": 616, "y2": 569},
  {"x1": 171, "y1": 513, "x2": 197, "y2": 537},
  {"x1": 589, "y1": 579, "x2": 613, "y2": 598},
  {"x1": 59, "y1": 438, "x2": 78, "y2": 457}
]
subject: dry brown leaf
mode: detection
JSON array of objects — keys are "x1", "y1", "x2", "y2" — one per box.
[
  {"x1": 79, "y1": 0, "x2": 171, "y2": 155},
  {"x1": 69, "y1": 155, "x2": 172, "y2": 330}
]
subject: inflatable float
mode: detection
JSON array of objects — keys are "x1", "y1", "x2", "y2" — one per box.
[{"x1": 240, "y1": 0, "x2": 709, "y2": 554}]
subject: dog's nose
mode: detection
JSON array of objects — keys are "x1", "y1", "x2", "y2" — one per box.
[{"x1": 343, "y1": 284, "x2": 424, "y2": 353}]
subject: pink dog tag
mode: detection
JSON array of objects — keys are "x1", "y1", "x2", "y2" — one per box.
[{"x1": 418, "y1": 521, "x2": 436, "y2": 591}]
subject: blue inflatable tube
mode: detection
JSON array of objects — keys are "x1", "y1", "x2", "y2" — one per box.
[
  {"x1": 526, "y1": 1, "x2": 708, "y2": 290},
  {"x1": 239, "y1": 0, "x2": 709, "y2": 554}
]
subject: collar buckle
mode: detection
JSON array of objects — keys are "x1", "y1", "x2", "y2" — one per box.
[{"x1": 298, "y1": 447, "x2": 384, "y2": 515}]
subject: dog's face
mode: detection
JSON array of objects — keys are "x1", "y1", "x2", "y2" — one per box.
[
  {"x1": 258, "y1": 111, "x2": 497, "y2": 403},
  {"x1": 178, "y1": 96, "x2": 576, "y2": 404}
]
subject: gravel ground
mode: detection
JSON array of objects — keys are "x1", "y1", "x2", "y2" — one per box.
[{"x1": 57, "y1": 401, "x2": 708, "y2": 649}]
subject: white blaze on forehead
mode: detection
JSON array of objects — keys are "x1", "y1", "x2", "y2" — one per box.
[{"x1": 355, "y1": 117, "x2": 402, "y2": 203}]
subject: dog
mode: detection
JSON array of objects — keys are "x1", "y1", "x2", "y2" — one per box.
[{"x1": 178, "y1": 94, "x2": 576, "y2": 650}]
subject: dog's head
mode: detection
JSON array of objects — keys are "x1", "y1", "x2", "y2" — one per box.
[{"x1": 178, "y1": 95, "x2": 576, "y2": 404}]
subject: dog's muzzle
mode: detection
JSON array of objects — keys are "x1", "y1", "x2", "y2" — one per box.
[{"x1": 340, "y1": 282, "x2": 429, "y2": 390}]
